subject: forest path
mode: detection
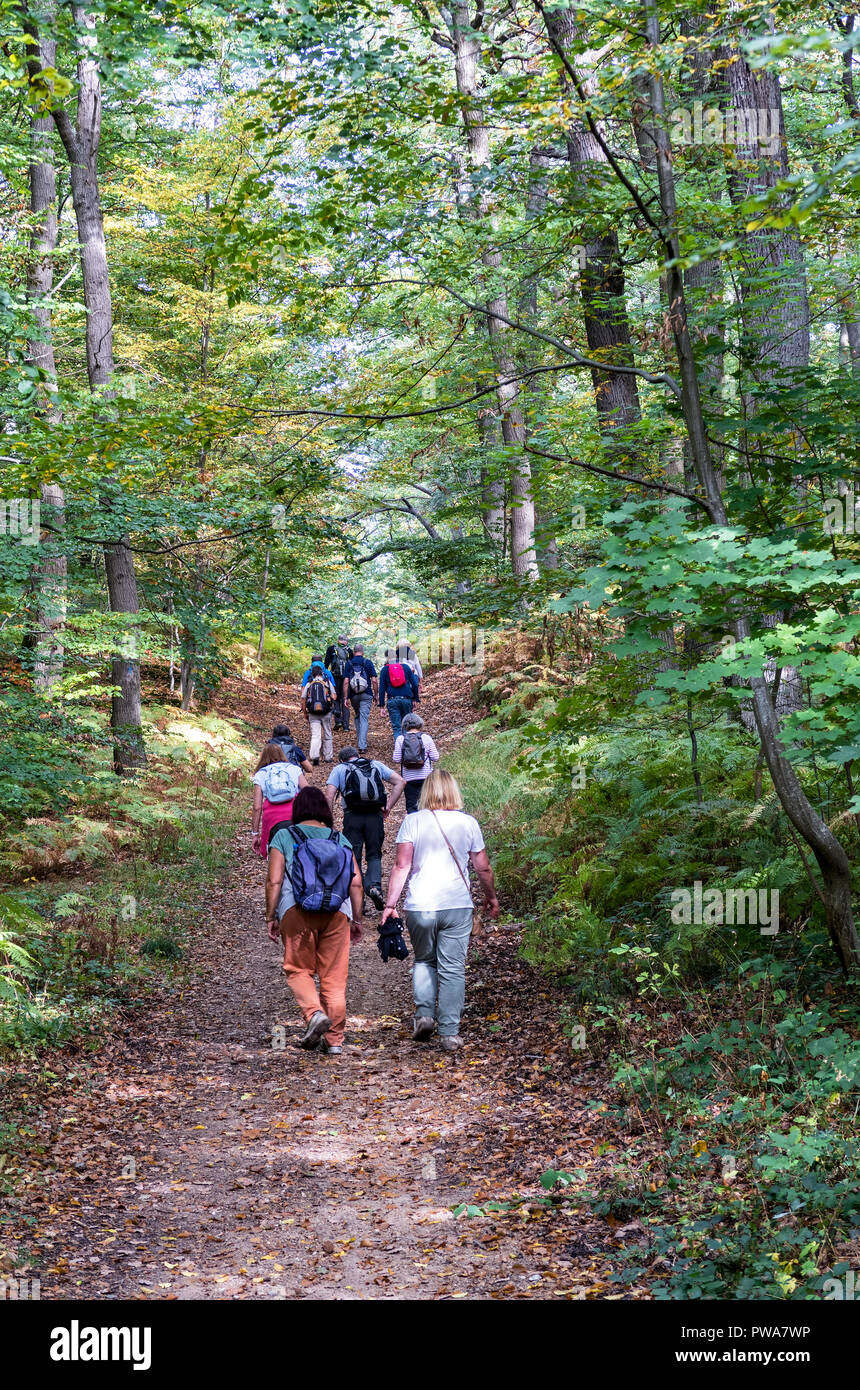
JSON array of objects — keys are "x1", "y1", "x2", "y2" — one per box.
[{"x1": 9, "y1": 669, "x2": 626, "y2": 1300}]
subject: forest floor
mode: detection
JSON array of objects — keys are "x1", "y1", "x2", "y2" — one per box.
[{"x1": 4, "y1": 669, "x2": 642, "y2": 1300}]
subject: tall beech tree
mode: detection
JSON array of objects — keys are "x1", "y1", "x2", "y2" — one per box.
[
  {"x1": 28, "y1": 1, "x2": 146, "y2": 771},
  {"x1": 439, "y1": 1, "x2": 540, "y2": 579},
  {"x1": 25, "y1": 9, "x2": 65, "y2": 691}
]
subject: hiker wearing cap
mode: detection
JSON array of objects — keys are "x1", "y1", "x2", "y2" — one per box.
[
  {"x1": 251, "y1": 741, "x2": 308, "y2": 857},
  {"x1": 342, "y1": 644, "x2": 378, "y2": 753},
  {"x1": 382, "y1": 768, "x2": 499, "y2": 1053},
  {"x1": 325, "y1": 747, "x2": 405, "y2": 912},
  {"x1": 269, "y1": 724, "x2": 313, "y2": 775},
  {"x1": 325, "y1": 635, "x2": 354, "y2": 731},
  {"x1": 379, "y1": 650, "x2": 419, "y2": 740},
  {"x1": 301, "y1": 658, "x2": 337, "y2": 765},
  {"x1": 393, "y1": 712, "x2": 439, "y2": 814},
  {"x1": 266, "y1": 786, "x2": 364, "y2": 1054}
]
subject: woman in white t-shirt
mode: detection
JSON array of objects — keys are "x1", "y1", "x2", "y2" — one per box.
[{"x1": 382, "y1": 769, "x2": 499, "y2": 1053}]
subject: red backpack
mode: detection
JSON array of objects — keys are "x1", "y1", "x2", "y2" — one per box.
[{"x1": 388, "y1": 662, "x2": 407, "y2": 688}]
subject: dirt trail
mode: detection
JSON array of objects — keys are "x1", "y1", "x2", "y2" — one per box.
[{"x1": 6, "y1": 670, "x2": 623, "y2": 1300}]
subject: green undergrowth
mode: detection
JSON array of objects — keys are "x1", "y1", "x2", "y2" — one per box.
[
  {"x1": 226, "y1": 629, "x2": 312, "y2": 683},
  {"x1": 0, "y1": 704, "x2": 256, "y2": 1054},
  {"x1": 448, "y1": 653, "x2": 860, "y2": 1298}
]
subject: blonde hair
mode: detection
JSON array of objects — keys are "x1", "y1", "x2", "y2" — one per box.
[
  {"x1": 418, "y1": 767, "x2": 463, "y2": 812},
  {"x1": 254, "y1": 742, "x2": 286, "y2": 774}
]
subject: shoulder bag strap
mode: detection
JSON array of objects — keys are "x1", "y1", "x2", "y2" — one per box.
[{"x1": 430, "y1": 810, "x2": 471, "y2": 892}]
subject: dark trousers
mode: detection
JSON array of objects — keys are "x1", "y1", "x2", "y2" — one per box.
[
  {"x1": 404, "y1": 778, "x2": 425, "y2": 814},
  {"x1": 342, "y1": 808, "x2": 385, "y2": 894},
  {"x1": 333, "y1": 691, "x2": 349, "y2": 730}
]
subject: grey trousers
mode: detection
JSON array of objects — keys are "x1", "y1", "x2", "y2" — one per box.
[
  {"x1": 405, "y1": 907, "x2": 473, "y2": 1037},
  {"x1": 350, "y1": 693, "x2": 373, "y2": 751}
]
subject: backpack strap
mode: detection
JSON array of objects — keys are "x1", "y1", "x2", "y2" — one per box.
[{"x1": 286, "y1": 824, "x2": 306, "y2": 844}]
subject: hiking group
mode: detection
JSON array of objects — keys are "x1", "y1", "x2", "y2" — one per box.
[{"x1": 249, "y1": 636, "x2": 499, "y2": 1057}]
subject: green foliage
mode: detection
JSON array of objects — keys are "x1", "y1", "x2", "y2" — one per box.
[
  {"x1": 593, "y1": 969, "x2": 860, "y2": 1299},
  {"x1": 0, "y1": 706, "x2": 254, "y2": 1051},
  {"x1": 228, "y1": 629, "x2": 312, "y2": 682},
  {"x1": 450, "y1": 641, "x2": 859, "y2": 1297},
  {"x1": 450, "y1": 654, "x2": 846, "y2": 996}
]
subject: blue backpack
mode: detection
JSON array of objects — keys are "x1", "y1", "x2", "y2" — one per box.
[{"x1": 287, "y1": 827, "x2": 353, "y2": 912}]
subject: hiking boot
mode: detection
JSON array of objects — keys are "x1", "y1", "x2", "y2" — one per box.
[
  {"x1": 412, "y1": 1016, "x2": 436, "y2": 1042},
  {"x1": 295, "y1": 1011, "x2": 331, "y2": 1050},
  {"x1": 312, "y1": 757, "x2": 320, "y2": 766},
  {"x1": 320, "y1": 1042, "x2": 342, "y2": 1056},
  {"x1": 439, "y1": 1035, "x2": 463, "y2": 1053},
  {"x1": 367, "y1": 885, "x2": 385, "y2": 910}
]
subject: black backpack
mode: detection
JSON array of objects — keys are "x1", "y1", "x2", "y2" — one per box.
[
  {"x1": 400, "y1": 730, "x2": 425, "y2": 768},
  {"x1": 307, "y1": 678, "x2": 332, "y2": 715},
  {"x1": 343, "y1": 758, "x2": 387, "y2": 812},
  {"x1": 330, "y1": 644, "x2": 350, "y2": 679}
]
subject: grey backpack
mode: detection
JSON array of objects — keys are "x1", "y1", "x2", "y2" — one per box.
[{"x1": 401, "y1": 731, "x2": 425, "y2": 768}]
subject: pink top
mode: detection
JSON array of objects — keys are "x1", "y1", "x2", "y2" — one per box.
[{"x1": 258, "y1": 796, "x2": 293, "y2": 858}]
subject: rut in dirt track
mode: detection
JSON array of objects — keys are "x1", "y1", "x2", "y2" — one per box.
[{"x1": 7, "y1": 669, "x2": 622, "y2": 1300}]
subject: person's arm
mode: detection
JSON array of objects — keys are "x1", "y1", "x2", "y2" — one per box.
[
  {"x1": 409, "y1": 668, "x2": 419, "y2": 703},
  {"x1": 348, "y1": 854, "x2": 364, "y2": 941},
  {"x1": 251, "y1": 783, "x2": 263, "y2": 845},
  {"x1": 342, "y1": 673, "x2": 350, "y2": 703},
  {"x1": 383, "y1": 771, "x2": 406, "y2": 816},
  {"x1": 426, "y1": 736, "x2": 440, "y2": 764},
  {"x1": 324, "y1": 782, "x2": 337, "y2": 811},
  {"x1": 470, "y1": 848, "x2": 499, "y2": 918},
  {"x1": 266, "y1": 848, "x2": 286, "y2": 940},
  {"x1": 301, "y1": 757, "x2": 313, "y2": 775},
  {"x1": 381, "y1": 840, "x2": 414, "y2": 923},
  {"x1": 298, "y1": 773, "x2": 308, "y2": 790},
  {"x1": 378, "y1": 667, "x2": 387, "y2": 706}
]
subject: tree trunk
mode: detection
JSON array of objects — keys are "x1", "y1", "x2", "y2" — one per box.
[
  {"x1": 48, "y1": 4, "x2": 146, "y2": 771},
  {"x1": 541, "y1": 5, "x2": 641, "y2": 433},
  {"x1": 478, "y1": 406, "x2": 505, "y2": 554},
  {"x1": 180, "y1": 655, "x2": 195, "y2": 712},
  {"x1": 518, "y1": 148, "x2": 561, "y2": 572},
  {"x1": 257, "y1": 545, "x2": 270, "y2": 661},
  {"x1": 25, "y1": 19, "x2": 66, "y2": 693},
  {"x1": 722, "y1": 43, "x2": 810, "y2": 402},
  {"x1": 722, "y1": 38, "x2": 807, "y2": 716},
  {"x1": 442, "y1": 1, "x2": 539, "y2": 579}
]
